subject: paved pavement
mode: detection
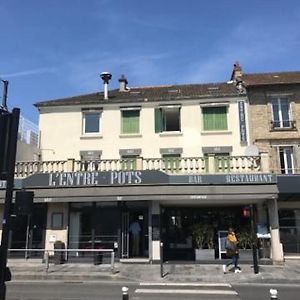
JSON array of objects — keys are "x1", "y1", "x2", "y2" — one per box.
[{"x1": 7, "y1": 258, "x2": 300, "y2": 284}]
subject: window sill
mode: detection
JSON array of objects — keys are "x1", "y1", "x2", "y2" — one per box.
[
  {"x1": 270, "y1": 127, "x2": 297, "y2": 132},
  {"x1": 80, "y1": 134, "x2": 103, "y2": 139},
  {"x1": 201, "y1": 130, "x2": 232, "y2": 135},
  {"x1": 159, "y1": 131, "x2": 183, "y2": 137},
  {"x1": 119, "y1": 133, "x2": 142, "y2": 138}
]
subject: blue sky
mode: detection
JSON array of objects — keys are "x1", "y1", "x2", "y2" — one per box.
[{"x1": 1, "y1": 0, "x2": 300, "y2": 123}]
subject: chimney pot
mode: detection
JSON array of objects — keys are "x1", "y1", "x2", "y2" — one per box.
[
  {"x1": 118, "y1": 74, "x2": 128, "y2": 92},
  {"x1": 100, "y1": 72, "x2": 112, "y2": 100}
]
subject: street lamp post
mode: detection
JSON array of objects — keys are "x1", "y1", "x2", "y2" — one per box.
[
  {"x1": 1, "y1": 79, "x2": 8, "y2": 110},
  {"x1": 0, "y1": 79, "x2": 20, "y2": 300}
]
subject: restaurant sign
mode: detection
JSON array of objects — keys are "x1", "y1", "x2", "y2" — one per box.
[{"x1": 21, "y1": 170, "x2": 277, "y2": 188}]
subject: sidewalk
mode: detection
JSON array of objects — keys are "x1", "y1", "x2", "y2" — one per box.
[{"x1": 7, "y1": 259, "x2": 300, "y2": 284}]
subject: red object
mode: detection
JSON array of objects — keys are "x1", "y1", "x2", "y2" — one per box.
[{"x1": 243, "y1": 207, "x2": 250, "y2": 217}]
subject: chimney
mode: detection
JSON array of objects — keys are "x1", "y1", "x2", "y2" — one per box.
[
  {"x1": 230, "y1": 62, "x2": 243, "y2": 82},
  {"x1": 118, "y1": 74, "x2": 128, "y2": 92},
  {"x1": 100, "y1": 72, "x2": 112, "y2": 100}
]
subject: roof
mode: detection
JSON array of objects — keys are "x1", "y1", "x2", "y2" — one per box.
[
  {"x1": 34, "y1": 82, "x2": 239, "y2": 108},
  {"x1": 243, "y1": 71, "x2": 300, "y2": 86}
]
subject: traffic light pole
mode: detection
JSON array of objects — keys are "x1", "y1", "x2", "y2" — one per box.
[
  {"x1": 250, "y1": 204, "x2": 259, "y2": 274},
  {"x1": 0, "y1": 108, "x2": 20, "y2": 300}
]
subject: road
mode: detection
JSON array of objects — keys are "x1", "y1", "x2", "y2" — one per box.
[{"x1": 5, "y1": 280, "x2": 300, "y2": 300}]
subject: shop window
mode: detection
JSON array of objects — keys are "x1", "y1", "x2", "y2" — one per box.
[
  {"x1": 279, "y1": 209, "x2": 300, "y2": 253},
  {"x1": 155, "y1": 106, "x2": 181, "y2": 133},
  {"x1": 202, "y1": 106, "x2": 228, "y2": 131}
]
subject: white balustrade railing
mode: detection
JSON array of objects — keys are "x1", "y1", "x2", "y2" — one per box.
[{"x1": 14, "y1": 155, "x2": 262, "y2": 178}]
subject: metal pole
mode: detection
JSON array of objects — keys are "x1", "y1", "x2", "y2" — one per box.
[
  {"x1": 45, "y1": 251, "x2": 49, "y2": 273},
  {"x1": 110, "y1": 251, "x2": 115, "y2": 273},
  {"x1": 25, "y1": 214, "x2": 31, "y2": 259},
  {"x1": 160, "y1": 242, "x2": 164, "y2": 278},
  {"x1": 0, "y1": 108, "x2": 20, "y2": 300},
  {"x1": 250, "y1": 204, "x2": 259, "y2": 274},
  {"x1": 1, "y1": 80, "x2": 8, "y2": 110},
  {"x1": 122, "y1": 286, "x2": 129, "y2": 300},
  {"x1": 270, "y1": 288, "x2": 278, "y2": 299}
]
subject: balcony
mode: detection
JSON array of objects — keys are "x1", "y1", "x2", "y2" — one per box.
[
  {"x1": 14, "y1": 154, "x2": 269, "y2": 179},
  {"x1": 270, "y1": 120, "x2": 297, "y2": 131}
]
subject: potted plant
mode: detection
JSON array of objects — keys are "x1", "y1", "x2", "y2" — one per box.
[
  {"x1": 191, "y1": 223, "x2": 215, "y2": 261},
  {"x1": 237, "y1": 229, "x2": 253, "y2": 261}
]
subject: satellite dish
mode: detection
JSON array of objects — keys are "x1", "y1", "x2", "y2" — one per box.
[{"x1": 244, "y1": 145, "x2": 259, "y2": 156}]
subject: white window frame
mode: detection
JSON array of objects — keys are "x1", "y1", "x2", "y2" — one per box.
[
  {"x1": 271, "y1": 97, "x2": 291, "y2": 128},
  {"x1": 82, "y1": 110, "x2": 102, "y2": 135},
  {"x1": 278, "y1": 146, "x2": 295, "y2": 174}
]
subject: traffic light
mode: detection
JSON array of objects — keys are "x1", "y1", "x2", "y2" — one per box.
[
  {"x1": 243, "y1": 206, "x2": 250, "y2": 217},
  {"x1": 0, "y1": 112, "x2": 12, "y2": 180}
]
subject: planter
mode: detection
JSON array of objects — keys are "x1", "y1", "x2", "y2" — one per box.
[{"x1": 195, "y1": 249, "x2": 215, "y2": 261}]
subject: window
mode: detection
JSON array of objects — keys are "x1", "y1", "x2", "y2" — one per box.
[
  {"x1": 121, "y1": 155, "x2": 137, "y2": 170},
  {"x1": 80, "y1": 151, "x2": 102, "y2": 171},
  {"x1": 155, "y1": 106, "x2": 181, "y2": 133},
  {"x1": 271, "y1": 97, "x2": 292, "y2": 128},
  {"x1": 121, "y1": 109, "x2": 140, "y2": 134},
  {"x1": 279, "y1": 146, "x2": 294, "y2": 174},
  {"x1": 83, "y1": 112, "x2": 101, "y2": 134},
  {"x1": 51, "y1": 212, "x2": 64, "y2": 230},
  {"x1": 279, "y1": 209, "x2": 300, "y2": 253},
  {"x1": 162, "y1": 154, "x2": 181, "y2": 172},
  {"x1": 204, "y1": 153, "x2": 230, "y2": 173},
  {"x1": 202, "y1": 107, "x2": 227, "y2": 131}
]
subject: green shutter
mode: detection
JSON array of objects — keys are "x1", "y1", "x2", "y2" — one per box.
[
  {"x1": 203, "y1": 107, "x2": 227, "y2": 131},
  {"x1": 155, "y1": 108, "x2": 162, "y2": 133},
  {"x1": 122, "y1": 110, "x2": 139, "y2": 134}
]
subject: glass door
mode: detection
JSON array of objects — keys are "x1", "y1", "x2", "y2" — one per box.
[{"x1": 121, "y1": 212, "x2": 129, "y2": 258}]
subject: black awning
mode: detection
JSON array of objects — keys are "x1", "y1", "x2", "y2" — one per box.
[{"x1": 277, "y1": 175, "x2": 300, "y2": 194}]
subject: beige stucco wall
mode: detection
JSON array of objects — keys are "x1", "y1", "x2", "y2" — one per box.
[
  {"x1": 38, "y1": 97, "x2": 249, "y2": 161},
  {"x1": 45, "y1": 203, "x2": 69, "y2": 251}
]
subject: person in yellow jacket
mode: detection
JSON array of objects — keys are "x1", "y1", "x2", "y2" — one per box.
[{"x1": 223, "y1": 227, "x2": 242, "y2": 273}]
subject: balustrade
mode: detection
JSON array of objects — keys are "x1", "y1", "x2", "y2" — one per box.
[{"x1": 14, "y1": 155, "x2": 263, "y2": 178}]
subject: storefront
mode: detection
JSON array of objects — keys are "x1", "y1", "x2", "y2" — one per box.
[
  {"x1": 277, "y1": 175, "x2": 300, "y2": 256},
  {"x1": 1, "y1": 171, "x2": 283, "y2": 263}
]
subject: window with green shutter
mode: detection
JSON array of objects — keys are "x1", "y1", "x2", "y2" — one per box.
[
  {"x1": 202, "y1": 106, "x2": 228, "y2": 131},
  {"x1": 154, "y1": 106, "x2": 181, "y2": 133},
  {"x1": 162, "y1": 154, "x2": 181, "y2": 173},
  {"x1": 121, "y1": 156, "x2": 137, "y2": 170},
  {"x1": 121, "y1": 110, "x2": 140, "y2": 134}
]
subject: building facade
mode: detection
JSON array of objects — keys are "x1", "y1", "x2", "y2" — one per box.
[
  {"x1": 1, "y1": 68, "x2": 295, "y2": 264},
  {"x1": 232, "y1": 63, "x2": 300, "y2": 257}
]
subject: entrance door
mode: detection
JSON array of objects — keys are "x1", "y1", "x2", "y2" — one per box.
[
  {"x1": 121, "y1": 212, "x2": 130, "y2": 258},
  {"x1": 9, "y1": 204, "x2": 47, "y2": 258},
  {"x1": 121, "y1": 210, "x2": 148, "y2": 258}
]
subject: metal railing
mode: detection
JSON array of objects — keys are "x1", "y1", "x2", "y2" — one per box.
[{"x1": 8, "y1": 248, "x2": 115, "y2": 273}]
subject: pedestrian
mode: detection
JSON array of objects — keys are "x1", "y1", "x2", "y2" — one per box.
[
  {"x1": 129, "y1": 218, "x2": 141, "y2": 257},
  {"x1": 223, "y1": 227, "x2": 242, "y2": 273}
]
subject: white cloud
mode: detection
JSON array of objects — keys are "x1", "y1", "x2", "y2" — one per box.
[{"x1": 1, "y1": 67, "x2": 57, "y2": 78}]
